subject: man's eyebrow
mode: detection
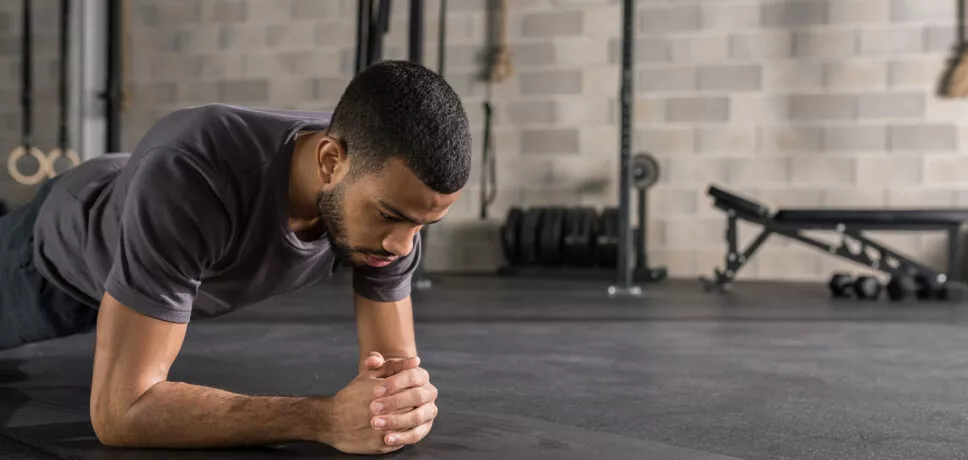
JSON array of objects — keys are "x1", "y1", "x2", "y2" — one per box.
[{"x1": 379, "y1": 200, "x2": 442, "y2": 226}]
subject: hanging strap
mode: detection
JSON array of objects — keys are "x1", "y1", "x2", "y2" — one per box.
[
  {"x1": 58, "y1": 0, "x2": 69, "y2": 152},
  {"x1": 21, "y1": 0, "x2": 32, "y2": 150}
]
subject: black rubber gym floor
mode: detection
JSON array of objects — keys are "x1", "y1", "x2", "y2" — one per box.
[{"x1": 2, "y1": 274, "x2": 968, "y2": 460}]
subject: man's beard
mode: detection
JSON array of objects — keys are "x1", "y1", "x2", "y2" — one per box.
[{"x1": 316, "y1": 184, "x2": 356, "y2": 265}]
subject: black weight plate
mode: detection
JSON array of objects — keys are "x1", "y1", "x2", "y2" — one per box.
[
  {"x1": 562, "y1": 208, "x2": 583, "y2": 266},
  {"x1": 575, "y1": 208, "x2": 598, "y2": 267},
  {"x1": 583, "y1": 208, "x2": 599, "y2": 267},
  {"x1": 632, "y1": 153, "x2": 660, "y2": 189},
  {"x1": 518, "y1": 208, "x2": 544, "y2": 266},
  {"x1": 501, "y1": 207, "x2": 523, "y2": 265},
  {"x1": 539, "y1": 207, "x2": 566, "y2": 266},
  {"x1": 596, "y1": 207, "x2": 619, "y2": 268}
]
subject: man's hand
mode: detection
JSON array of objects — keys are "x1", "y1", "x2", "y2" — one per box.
[
  {"x1": 367, "y1": 353, "x2": 438, "y2": 448},
  {"x1": 325, "y1": 352, "x2": 436, "y2": 454}
]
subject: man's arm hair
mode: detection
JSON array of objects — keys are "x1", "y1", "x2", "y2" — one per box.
[{"x1": 90, "y1": 292, "x2": 335, "y2": 448}]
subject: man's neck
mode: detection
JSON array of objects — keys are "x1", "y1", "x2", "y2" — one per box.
[{"x1": 288, "y1": 131, "x2": 324, "y2": 229}]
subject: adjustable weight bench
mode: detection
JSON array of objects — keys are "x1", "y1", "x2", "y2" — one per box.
[{"x1": 701, "y1": 185, "x2": 968, "y2": 293}]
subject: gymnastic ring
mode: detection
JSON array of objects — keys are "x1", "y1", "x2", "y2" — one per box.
[
  {"x1": 46, "y1": 147, "x2": 81, "y2": 178},
  {"x1": 7, "y1": 146, "x2": 49, "y2": 186}
]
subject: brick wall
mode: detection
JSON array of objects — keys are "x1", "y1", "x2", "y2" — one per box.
[{"x1": 4, "y1": 0, "x2": 966, "y2": 281}]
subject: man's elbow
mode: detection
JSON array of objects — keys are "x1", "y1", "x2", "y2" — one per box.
[{"x1": 91, "y1": 401, "x2": 135, "y2": 447}]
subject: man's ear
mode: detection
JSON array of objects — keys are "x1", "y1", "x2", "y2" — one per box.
[{"x1": 316, "y1": 135, "x2": 350, "y2": 185}]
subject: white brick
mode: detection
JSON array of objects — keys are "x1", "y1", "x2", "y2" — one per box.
[
  {"x1": 763, "y1": 62, "x2": 824, "y2": 90},
  {"x1": 696, "y1": 127, "x2": 757, "y2": 154},
  {"x1": 728, "y1": 158, "x2": 789, "y2": 186},
  {"x1": 266, "y1": 22, "x2": 316, "y2": 50},
  {"x1": 859, "y1": 28, "x2": 924, "y2": 55},
  {"x1": 890, "y1": 124, "x2": 958, "y2": 151},
  {"x1": 521, "y1": 129, "x2": 580, "y2": 155},
  {"x1": 793, "y1": 29, "x2": 858, "y2": 58},
  {"x1": 670, "y1": 36, "x2": 729, "y2": 62},
  {"x1": 856, "y1": 155, "x2": 922, "y2": 187},
  {"x1": 637, "y1": 67, "x2": 696, "y2": 93},
  {"x1": 666, "y1": 97, "x2": 730, "y2": 123},
  {"x1": 890, "y1": 0, "x2": 957, "y2": 22},
  {"x1": 730, "y1": 95, "x2": 790, "y2": 123},
  {"x1": 761, "y1": 0, "x2": 827, "y2": 28},
  {"x1": 759, "y1": 126, "x2": 823, "y2": 153},
  {"x1": 822, "y1": 189, "x2": 887, "y2": 207},
  {"x1": 790, "y1": 157, "x2": 855, "y2": 186},
  {"x1": 823, "y1": 126, "x2": 888, "y2": 151},
  {"x1": 219, "y1": 25, "x2": 266, "y2": 50},
  {"x1": 730, "y1": 32, "x2": 793, "y2": 59},
  {"x1": 698, "y1": 65, "x2": 762, "y2": 92},
  {"x1": 665, "y1": 157, "x2": 731, "y2": 186},
  {"x1": 638, "y1": 5, "x2": 702, "y2": 34},
  {"x1": 824, "y1": 60, "x2": 888, "y2": 89},
  {"x1": 583, "y1": 7, "x2": 621, "y2": 39},
  {"x1": 634, "y1": 97, "x2": 666, "y2": 124},
  {"x1": 520, "y1": 70, "x2": 583, "y2": 95},
  {"x1": 507, "y1": 101, "x2": 556, "y2": 125},
  {"x1": 701, "y1": 3, "x2": 760, "y2": 30},
  {"x1": 557, "y1": 97, "x2": 611, "y2": 126},
  {"x1": 886, "y1": 189, "x2": 958, "y2": 207},
  {"x1": 582, "y1": 66, "x2": 620, "y2": 96},
  {"x1": 829, "y1": 1, "x2": 890, "y2": 24},
  {"x1": 522, "y1": 10, "x2": 583, "y2": 37},
  {"x1": 857, "y1": 92, "x2": 925, "y2": 119},
  {"x1": 925, "y1": 157, "x2": 968, "y2": 184},
  {"x1": 925, "y1": 97, "x2": 968, "y2": 122},
  {"x1": 926, "y1": 26, "x2": 958, "y2": 53},
  {"x1": 555, "y1": 38, "x2": 609, "y2": 67},
  {"x1": 635, "y1": 128, "x2": 695, "y2": 154},
  {"x1": 789, "y1": 94, "x2": 857, "y2": 121},
  {"x1": 510, "y1": 43, "x2": 557, "y2": 69},
  {"x1": 753, "y1": 183, "x2": 824, "y2": 223},
  {"x1": 888, "y1": 59, "x2": 947, "y2": 87},
  {"x1": 247, "y1": 0, "x2": 295, "y2": 23},
  {"x1": 651, "y1": 188, "x2": 701, "y2": 216}
]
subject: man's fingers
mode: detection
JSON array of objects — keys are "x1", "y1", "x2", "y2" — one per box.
[
  {"x1": 371, "y1": 384, "x2": 437, "y2": 415},
  {"x1": 375, "y1": 367, "x2": 429, "y2": 396},
  {"x1": 384, "y1": 420, "x2": 434, "y2": 447},
  {"x1": 362, "y1": 352, "x2": 385, "y2": 371},
  {"x1": 371, "y1": 402, "x2": 438, "y2": 433},
  {"x1": 369, "y1": 356, "x2": 420, "y2": 379}
]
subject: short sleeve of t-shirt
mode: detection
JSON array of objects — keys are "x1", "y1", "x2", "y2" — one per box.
[
  {"x1": 352, "y1": 233, "x2": 421, "y2": 303},
  {"x1": 104, "y1": 147, "x2": 232, "y2": 324}
]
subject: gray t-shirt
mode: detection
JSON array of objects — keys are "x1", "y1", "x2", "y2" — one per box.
[{"x1": 32, "y1": 103, "x2": 420, "y2": 324}]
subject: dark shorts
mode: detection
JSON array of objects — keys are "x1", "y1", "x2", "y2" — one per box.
[{"x1": 0, "y1": 178, "x2": 97, "y2": 350}]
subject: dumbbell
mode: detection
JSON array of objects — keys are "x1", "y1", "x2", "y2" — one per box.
[
  {"x1": 887, "y1": 273, "x2": 952, "y2": 301},
  {"x1": 828, "y1": 273, "x2": 854, "y2": 298},
  {"x1": 828, "y1": 273, "x2": 881, "y2": 300}
]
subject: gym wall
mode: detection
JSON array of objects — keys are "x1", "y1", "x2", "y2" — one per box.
[{"x1": 2, "y1": 0, "x2": 966, "y2": 282}]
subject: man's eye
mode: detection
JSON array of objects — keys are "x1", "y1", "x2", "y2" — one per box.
[{"x1": 380, "y1": 211, "x2": 401, "y2": 222}]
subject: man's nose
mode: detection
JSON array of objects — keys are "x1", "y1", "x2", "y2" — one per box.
[{"x1": 382, "y1": 226, "x2": 419, "y2": 258}]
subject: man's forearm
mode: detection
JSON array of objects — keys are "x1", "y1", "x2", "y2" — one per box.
[{"x1": 100, "y1": 380, "x2": 330, "y2": 448}]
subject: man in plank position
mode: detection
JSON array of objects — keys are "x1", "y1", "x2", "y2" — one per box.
[{"x1": 0, "y1": 60, "x2": 470, "y2": 455}]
